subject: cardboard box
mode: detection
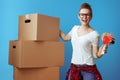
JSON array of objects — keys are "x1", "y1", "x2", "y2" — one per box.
[
  {"x1": 18, "y1": 13, "x2": 60, "y2": 41},
  {"x1": 14, "y1": 67, "x2": 60, "y2": 80},
  {"x1": 9, "y1": 40, "x2": 64, "y2": 68}
]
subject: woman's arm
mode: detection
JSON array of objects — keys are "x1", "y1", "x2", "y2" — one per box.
[
  {"x1": 93, "y1": 44, "x2": 108, "y2": 58},
  {"x1": 92, "y1": 35, "x2": 108, "y2": 58},
  {"x1": 59, "y1": 30, "x2": 71, "y2": 41}
]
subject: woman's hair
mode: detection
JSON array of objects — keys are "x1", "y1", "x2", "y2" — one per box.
[{"x1": 79, "y1": 3, "x2": 92, "y2": 17}]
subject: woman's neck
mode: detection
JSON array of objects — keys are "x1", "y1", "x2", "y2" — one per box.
[{"x1": 81, "y1": 25, "x2": 90, "y2": 30}]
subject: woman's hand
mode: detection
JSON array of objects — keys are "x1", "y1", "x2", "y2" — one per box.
[
  {"x1": 102, "y1": 44, "x2": 108, "y2": 54},
  {"x1": 101, "y1": 32, "x2": 115, "y2": 54}
]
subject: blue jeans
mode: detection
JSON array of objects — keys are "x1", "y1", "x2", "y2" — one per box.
[
  {"x1": 81, "y1": 71, "x2": 95, "y2": 80},
  {"x1": 68, "y1": 71, "x2": 95, "y2": 80}
]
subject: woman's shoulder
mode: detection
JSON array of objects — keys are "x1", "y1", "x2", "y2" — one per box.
[
  {"x1": 73, "y1": 25, "x2": 79, "y2": 29},
  {"x1": 70, "y1": 25, "x2": 79, "y2": 31},
  {"x1": 90, "y1": 30, "x2": 100, "y2": 38},
  {"x1": 94, "y1": 31, "x2": 100, "y2": 36},
  {"x1": 88, "y1": 27, "x2": 99, "y2": 35}
]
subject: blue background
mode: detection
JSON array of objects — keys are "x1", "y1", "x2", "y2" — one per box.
[{"x1": 0, "y1": 0, "x2": 120, "y2": 80}]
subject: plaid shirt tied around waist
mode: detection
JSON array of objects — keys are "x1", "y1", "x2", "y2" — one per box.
[{"x1": 66, "y1": 63, "x2": 102, "y2": 80}]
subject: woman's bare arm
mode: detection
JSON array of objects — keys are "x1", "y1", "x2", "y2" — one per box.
[
  {"x1": 93, "y1": 44, "x2": 108, "y2": 58},
  {"x1": 59, "y1": 30, "x2": 71, "y2": 41}
]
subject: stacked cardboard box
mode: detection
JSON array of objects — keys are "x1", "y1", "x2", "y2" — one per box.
[{"x1": 8, "y1": 13, "x2": 64, "y2": 80}]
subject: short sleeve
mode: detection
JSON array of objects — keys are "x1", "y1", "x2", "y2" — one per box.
[
  {"x1": 91, "y1": 31, "x2": 100, "y2": 46},
  {"x1": 68, "y1": 29, "x2": 72, "y2": 37},
  {"x1": 67, "y1": 25, "x2": 78, "y2": 37}
]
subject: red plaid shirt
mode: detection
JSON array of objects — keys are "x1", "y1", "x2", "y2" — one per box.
[{"x1": 66, "y1": 63, "x2": 102, "y2": 80}]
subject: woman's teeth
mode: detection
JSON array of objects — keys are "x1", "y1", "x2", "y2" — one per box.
[{"x1": 82, "y1": 20, "x2": 87, "y2": 22}]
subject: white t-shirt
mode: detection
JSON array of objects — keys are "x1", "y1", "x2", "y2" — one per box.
[{"x1": 68, "y1": 25, "x2": 100, "y2": 65}]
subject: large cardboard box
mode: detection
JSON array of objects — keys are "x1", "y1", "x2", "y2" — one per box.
[
  {"x1": 14, "y1": 67, "x2": 60, "y2": 80},
  {"x1": 9, "y1": 40, "x2": 64, "y2": 68},
  {"x1": 18, "y1": 13, "x2": 60, "y2": 41}
]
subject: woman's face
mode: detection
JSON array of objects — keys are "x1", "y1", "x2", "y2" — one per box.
[{"x1": 78, "y1": 8, "x2": 92, "y2": 26}]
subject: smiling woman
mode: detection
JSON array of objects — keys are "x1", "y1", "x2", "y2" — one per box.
[
  {"x1": 79, "y1": 8, "x2": 91, "y2": 26},
  {"x1": 59, "y1": 3, "x2": 109, "y2": 80}
]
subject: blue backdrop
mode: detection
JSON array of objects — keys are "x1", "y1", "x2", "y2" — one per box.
[{"x1": 0, "y1": 0, "x2": 120, "y2": 80}]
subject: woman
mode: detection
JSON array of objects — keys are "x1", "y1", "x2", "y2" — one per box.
[{"x1": 59, "y1": 3, "x2": 108, "y2": 80}]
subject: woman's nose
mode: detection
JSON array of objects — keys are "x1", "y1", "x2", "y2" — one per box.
[{"x1": 82, "y1": 15, "x2": 87, "y2": 19}]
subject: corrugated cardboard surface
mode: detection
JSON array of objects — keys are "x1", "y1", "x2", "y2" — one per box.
[
  {"x1": 9, "y1": 40, "x2": 64, "y2": 68},
  {"x1": 18, "y1": 13, "x2": 60, "y2": 41},
  {"x1": 14, "y1": 67, "x2": 60, "y2": 80}
]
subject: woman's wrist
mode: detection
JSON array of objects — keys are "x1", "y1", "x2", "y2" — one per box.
[
  {"x1": 102, "y1": 44, "x2": 108, "y2": 53},
  {"x1": 97, "y1": 46, "x2": 105, "y2": 58}
]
